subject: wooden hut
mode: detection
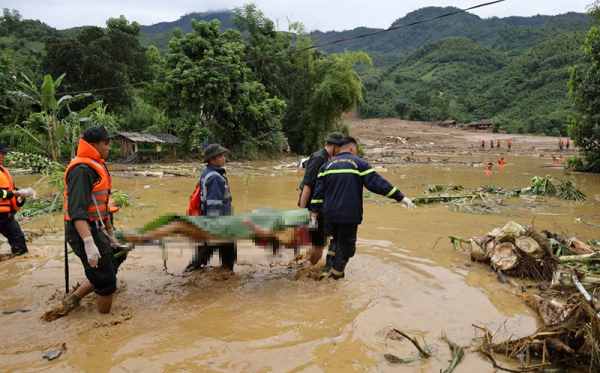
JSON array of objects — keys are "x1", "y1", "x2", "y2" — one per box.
[
  {"x1": 463, "y1": 119, "x2": 494, "y2": 130},
  {"x1": 116, "y1": 132, "x2": 181, "y2": 158},
  {"x1": 439, "y1": 120, "x2": 458, "y2": 127}
]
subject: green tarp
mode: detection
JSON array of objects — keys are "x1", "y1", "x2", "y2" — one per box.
[{"x1": 131, "y1": 209, "x2": 310, "y2": 239}]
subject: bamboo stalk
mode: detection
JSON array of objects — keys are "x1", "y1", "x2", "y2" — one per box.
[
  {"x1": 392, "y1": 329, "x2": 432, "y2": 358},
  {"x1": 558, "y1": 252, "x2": 600, "y2": 264}
]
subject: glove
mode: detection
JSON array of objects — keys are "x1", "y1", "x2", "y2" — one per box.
[
  {"x1": 401, "y1": 197, "x2": 416, "y2": 210},
  {"x1": 18, "y1": 187, "x2": 36, "y2": 198},
  {"x1": 309, "y1": 217, "x2": 318, "y2": 230},
  {"x1": 83, "y1": 236, "x2": 101, "y2": 267},
  {"x1": 105, "y1": 227, "x2": 118, "y2": 248}
]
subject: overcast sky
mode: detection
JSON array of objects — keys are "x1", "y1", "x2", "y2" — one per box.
[{"x1": 2, "y1": 0, "x2": 593, "y2": 32}]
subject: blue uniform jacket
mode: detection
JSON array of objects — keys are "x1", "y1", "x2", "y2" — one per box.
[
  {"x1": 199, "y1": 166, "x2": 232, "y2": 217},
  {"x1": 310, "y1": 152, "x2": 404, "y2": 224}
]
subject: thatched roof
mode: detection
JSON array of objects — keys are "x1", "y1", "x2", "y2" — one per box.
[
  {"x1": 117, "y1": 132, "x2": 180, "y2": 144},
  {"x1": 441, "y1": 120, "x2": 458, "y2": 126},
  {"x1": 477, "y1": 119, "x2": 494, "y2": 125}
]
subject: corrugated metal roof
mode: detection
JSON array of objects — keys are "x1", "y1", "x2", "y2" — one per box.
[{"x1": 117, "y1": 132, "x2": 180, "y2": 144}]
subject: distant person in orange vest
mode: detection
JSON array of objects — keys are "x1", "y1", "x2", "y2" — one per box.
[
  {"x1": 553, "y1": 157, "x2": 559, "y2": 163},
  {"x1": 1, "y1": 142, "x2": 36, "y2": 256},
  {"x1": 566, "y1": 139, "x2": 570, "y2": 149},
  {"x1": 497, "y1": 140, "x2": 500, "y2": 148},
  {"x1": 481, "y1": 140, "x2": 485, "y2": 149},
  {"x1": 490, "y1": 140, "x2": 494, "y2": 149},
  {"x1": 485, "y1": 163, "x2": 492, "y2": 171},
  {"x1": 559, "y1": 139, "x2": 564, "y2": 150},
  {"x1": 508, "y1": 140, "x2": 512, "y2": 150},
  {"x1": 498, "y1": 158, "x2": 505, "y2": 165}
]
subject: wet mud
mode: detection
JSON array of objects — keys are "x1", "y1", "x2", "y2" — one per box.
[{"x1": 1, "y1": 152, "x2": 599, "y2": 372}]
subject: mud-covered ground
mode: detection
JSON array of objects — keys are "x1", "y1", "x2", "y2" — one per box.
[
  {"x1": 345, "y1": 117, "x2": 577, "y2": 157},
  {"x1": 1, "y1": 119, "x2": 596, "y2": 373}
]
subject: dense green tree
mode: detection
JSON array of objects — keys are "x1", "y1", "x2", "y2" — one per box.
[
  {"x1": 164, "y1": 19, "x2": 285, "y2": 157},
  {"x1": 568, "y1": 26, "x2": 600, "y2": 172},
  {"x1": 282, "y1": 23, "x2": 371, "y2": 153},
  {"x1": 231, "y1": 3, "x2": 292, "y2": 98},
  {"x1": 10, "y1": 73, "x2": 102, "y2": 161},
  {"x1": 40, "y1": 16, "x2": 149, "y2": 113}
]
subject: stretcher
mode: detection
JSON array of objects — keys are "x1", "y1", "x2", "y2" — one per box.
[{"x1": 115, "y1": 209, "x2": 311, "y2": 268}]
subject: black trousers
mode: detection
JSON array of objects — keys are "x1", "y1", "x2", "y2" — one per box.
[
  {"x1": 0, "y1": 217, "x2": 28, "y2": 255},
  {"x1": 327, "y1": 222, "x2": 358, "y2": 279},
  {"x1": 193, "y1": 242, "x2": 237, "y2": 270}
]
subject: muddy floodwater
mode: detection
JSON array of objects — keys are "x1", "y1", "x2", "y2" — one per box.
[{"x1": 1, "y1": 155, "x2": 599, "y2": 372}]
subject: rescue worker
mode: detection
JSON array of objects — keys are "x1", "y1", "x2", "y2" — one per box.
[
  {"x1": 485, "y1": 163, "x2": 493, "y2": 171},
  {"x1": 62, "y1": 126, "x2": 123, "y2": 314},
  {"x1": 481, "y1": 140, "x2": 485, "y2": 149},
  {"x1": 559, "y1": 139, "x2": 564, "y2": 150},
  {"x1": 508, "y1": 140, "x2": 512, "y2": 151},
  {"x1": 298, "y1": 132, "x2": 343, "y2": 267},
  {"x1": 184, "y1": 144, "x2": 236, "y2": 273},
  {"x1": 497, "y1": 140, "x2": 500, "y2": 148},
  {"x1": 490, "y1": 140, "x2": 494, "y2": 149},
  {"x1": 0, "y1": 142, "x2": 36, "y2": 256},
  {"x1": 498, "y1": 158, "x2": 505, "y2": 165},
  {"x1": 310, "y1": 136, "x2": 415, "y2": 280},
  {"x1": 566, "y1": 139, "x2": 570, "y2": 150}
]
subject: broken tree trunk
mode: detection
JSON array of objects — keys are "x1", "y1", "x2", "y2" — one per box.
[{"x1": 515, "y1": 236, "x2": 544, "y2": 259}]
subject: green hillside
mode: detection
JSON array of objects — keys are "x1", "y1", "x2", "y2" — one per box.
[
  {"x1": 314, "y1": 7, "x2": 591, "y2": 64},
  {"x1": 0, "y1": 6, "x2": 594, "y2": 139},
  {"x1": 470, "y1": 31, "x2": 587, "y2": 135}
]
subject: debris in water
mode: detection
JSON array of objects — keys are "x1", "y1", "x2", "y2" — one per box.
[
  {"x1": 42, "y1": 349, "x2": 61, "y2": 360},
  {"x1": 3, "y1": 308, "x2": 30, "y2": 314}
]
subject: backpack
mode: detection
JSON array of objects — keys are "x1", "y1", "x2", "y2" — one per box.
[{"x1": 187, "y1": 183, "x2": 201, "y2": 216}]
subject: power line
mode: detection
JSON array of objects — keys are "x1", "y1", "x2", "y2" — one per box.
[{"x1": 53, "y1": 0, "x2": 505, "y2": 98}]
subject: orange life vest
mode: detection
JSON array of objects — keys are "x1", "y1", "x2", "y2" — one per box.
[
  {"x1": 485, "y1": 164, "x2": 492, "y2": 171},
  {"x1": 498, "y1": 159, "x2": 505, "y2": 165},
  {"x1": 508, "y1": 141, "x2": 512, "y2": 146},
  {"x1": 0, "y1": 166, "x2": 19, "y2": 218},
  {"x1": 187, "y1": 183, "x2": 201, "y2": 216},
  {"x1": 64, "y1": 138, "x2": 113, "y2": 223}
]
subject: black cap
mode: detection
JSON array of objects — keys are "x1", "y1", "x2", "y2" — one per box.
[
  {"x1": 82, "y1": 125, "x2": 115, "y2": 143},
  {"x1": 324, "y1": 132, "x2": 344, "y2": 144},
  {"x1": 0, "y1": 141, "x2": 12, "y2": 153},
  {"x1": 203, "y1": 144, "x2": 228, "y2": 163}
]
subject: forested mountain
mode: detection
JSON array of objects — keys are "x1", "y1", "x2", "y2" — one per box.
[
  {"x1": 312, "y1": 7, "x2": 590, "y2": 63},
  {"x1": 361, "y1": 31, "x2": 587, "y2": 135},
  {"x1": 138, "y1": 11, "x2": 234, "y2": 54},
  {"x1": 0, "y1": 5, "x2": 594, "y2": 148}
]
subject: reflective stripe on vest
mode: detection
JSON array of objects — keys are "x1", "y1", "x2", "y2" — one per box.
[
  {"x1": 200, "y1": 171, "x2": 231, "y2": 203},
  {"x1": 0, "y1": 167, "x2": 19, "y2": 217}
]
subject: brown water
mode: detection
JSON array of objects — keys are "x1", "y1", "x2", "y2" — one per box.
[{"x1": 1, "y1": 156, "x2": 599, "y2": 372}]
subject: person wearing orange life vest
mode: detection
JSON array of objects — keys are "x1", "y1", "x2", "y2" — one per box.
[
  {"x1": 498, "y1": 158, "x2": 505, "y2": 165},
  {"x1": 508, "y1": 140, "x2": 512, "y2": 151},
  {"x1": 62, "y1": 126, "x2": 124, "y2": 314},
  {"x1": 497, "y1": 140, "x2": 500, "y2": 148},
  {"x1": 0, "y1": 142, "x2": 36, "y2": 256},
  {"x1": 481, "y1": 140, "x2": 485, "y2": 149},
  {"x1": 485, "y1": 163, "x2": 492, "y2": 171},
  {"x1": 566, "y1": 139, "x2": 570, "y2": 150}
]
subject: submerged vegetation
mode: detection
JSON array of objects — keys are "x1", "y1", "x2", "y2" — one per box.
[{"x1": 434, "y1": 220, "x2": 600, "y2": 371}]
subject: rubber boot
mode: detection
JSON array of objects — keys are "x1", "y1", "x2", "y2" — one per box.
[
  {"x1": 219, "y1": 243, "x2": 237, "y2": 271},
  {"x1": 10, "y1": 237, "x2": 28, "y2": 256},
  {"x1": 322, "y1": 239, "x2": 336, "y2": 276},
  {"x1": 330, "y1": 254, "x2": 348, "y2": 280},
  {"x1": 184, "y1": 245, "x2": 210, "y2": 272}
]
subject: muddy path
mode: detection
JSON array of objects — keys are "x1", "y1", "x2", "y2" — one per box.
[
  {"x1": 346, "y1": 117, "x2": 579, "y2": 158},
  {"x1": 1, "y1": 150, "x2": 599, "y2": 371}
]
